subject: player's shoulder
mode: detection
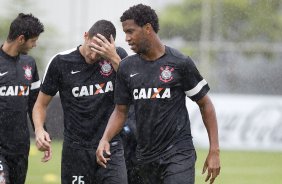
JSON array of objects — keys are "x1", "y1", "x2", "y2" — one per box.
[
  {"x1": 116, "y1": 46, "x2": 128, "y2": 60},
  {"x1": 121, "y1": 53, "x2": 139, "y2": 62},
  {"x1": 117, "y1": 54, "x2": 139, "y2": 74},
  {"x1": 165, "y1": 46, "x2": 187, "y2": 60},
  {"x1": 53, "y1": 47, "x2": 78, "y2": 60},
  {"x1": 119, "y1": 54, "x2": 138, "y2": 66},
  {"x1": 49, "y1": 47, "x2": 79, "y2": 64},
  {"x1": 20, "y1": 54, "x2": 36, "y2": 65},
  {"x1": 165, "y1": 46, "x2": 195, "y2": 66}
]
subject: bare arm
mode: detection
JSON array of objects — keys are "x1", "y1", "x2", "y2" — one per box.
[
  {"x1": 32, "y1": 91, "x2": 53, "y2": 162},
  {"x1": 96, "y1": 104, "x2": 129, "y2": 168},
  {"x1": 196, "y1": 94, "x2": 221, "y2": 184}
]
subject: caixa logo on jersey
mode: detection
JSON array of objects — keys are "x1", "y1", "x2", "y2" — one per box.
[
  {"x1": 160, "y1": 66, "x2": 174, "y2": 83},
  {"x1": 23, "y1": 65, "x2": 32, "y2": 80},
  {"x1": 133, "y1": 88, "x2": 171, "y2": 100},
  {"x1": 99, "y1": 60, "x2": 113, "y2": 77},
  {"x1": 72, "y1": 81, "x2": 113, "y2": 97},
  {"x1": 0, "y1": 86, "x2": 29, "y2": 96}
]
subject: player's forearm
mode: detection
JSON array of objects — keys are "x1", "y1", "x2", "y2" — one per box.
[
  {"x1": 32, "y1": 103, "x2": 47, "y2": 133},
  {"x1": 198, "y1": 97, "x2": 220, "y2": 151},
  {"x1": 32, "y1": 92, "x2": 53, "y2": 133},
  {"x1": 109, "y1": 54, "x2": 121, "y2": 71},
  {"x1": 101, "y1": 105, "x2": 128, "y2": 142}
]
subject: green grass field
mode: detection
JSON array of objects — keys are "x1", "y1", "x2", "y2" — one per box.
[{"x1": 26, "y1": 140, "x2": 282, "y2": 184}]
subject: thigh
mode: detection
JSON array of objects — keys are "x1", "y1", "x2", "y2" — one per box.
[
  {"x1": 127, "y1": 166, "x2": 145, "y2": 184},
  {"x1": 163, "y1": 150, "x2": 196, "y2": 184},
  {"x1": 135, "y1": 162, "x2": 162, "y2": 184},
  {"x1": 0, "y1": 155, "x2": 10, "y2": 184},
  {"x1": 61, "y1": 144, "x2": 95, "y2": 184},
  {"x1": 96, "y1": 142, "x2": 128, "y2": 184},
  {"x1": 0, "y1": 154, "x2": 28, "y2": 184}
]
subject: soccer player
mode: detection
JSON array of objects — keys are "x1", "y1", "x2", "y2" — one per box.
[
  {"x1": 96, "y1": 4, "x2": 221, "y2": 184},
  {"x1": 32, "y1": 20, "x2": 128, "y2": 184},
  {"x1": 0, "y1": 13, "x2": 44, "y2": 184}
]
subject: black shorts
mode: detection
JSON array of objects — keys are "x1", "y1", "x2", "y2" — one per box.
[
  {"x1": 136, "y1": 149, "x2": 196, "y2": 184},
  {"x1": 0, "y1": 153, "x2": 28, "y2": 184},
  {"x1": 61, "y1": 141, "x2": 128, "y2": 184}
]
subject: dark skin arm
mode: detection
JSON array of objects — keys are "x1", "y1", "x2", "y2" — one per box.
[
  {"x1": 96, "y1": 104, "x2": 129, "y2": 168},
  {"x1": 196, "y1": 94, "x2": 221, "y2": 184}
]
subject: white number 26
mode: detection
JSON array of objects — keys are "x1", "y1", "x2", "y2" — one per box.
[
  {"x1": 0, "y1": 161, "x2": 3, "y2": 171},
  {"x1": 72, "y1": 176, "x2": 85, "y2": 184}
]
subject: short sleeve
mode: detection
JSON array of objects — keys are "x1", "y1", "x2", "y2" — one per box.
[
  {"x1": 114, "y1": 62, "x2": 131, "y2": 105},
  {"x1": 116, "y1": 47, "x2": 128, "y2": 60},
  {"x1": 30, "y1": 61, "x2": 41, "y2": 91},
  {"x1": 182, "y1": 56, "x2": 210, "y2": 101},
  {"x1": 41, "y1": 55, "x2": 61, "y2": 96}
]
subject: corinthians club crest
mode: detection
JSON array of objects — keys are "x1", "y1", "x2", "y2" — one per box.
[
  {"x1": 99, "y1": 60, "x2": 113, "y2": 77},
  {"x1": 160, "y1": 66, "x2": 174, "y2": 83},
  {"x1": 23, "y1": 65, "x2": 32, "y2": 80}
]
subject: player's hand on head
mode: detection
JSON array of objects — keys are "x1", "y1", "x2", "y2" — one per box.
[
  {"x1": 90, "y1": 34, "x2": 117, "y2": 61},
  {"x1": 96, "y1": 139, "x2": 111, "y2": 168},
  {"x1": 35, "y1": 128, "x2": 51, "y2": 152},
  {"x1": 202, "y1": 150, "x2": 221, "y2": 184}
]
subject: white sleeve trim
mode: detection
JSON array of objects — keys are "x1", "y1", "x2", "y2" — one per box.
[
  {"x1": 185, "y1": 79, "x2": 207, "y2": 97},
  {"x1": 42, "y1": 48, "x2": 76, "y2": 83},
  {"x1": 30, "y1": 80, "x2": 41, "y2": 90}
]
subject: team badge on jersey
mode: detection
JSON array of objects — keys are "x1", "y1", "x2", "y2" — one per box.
[
  {"x1": 99, "y1": 60, "x2": 113, "y2": 77},
  {"x1": 23, "y1": 65, "x2": 32, "y2": 80},
  {"x1": 160, "y1": 66, "x2": 174, "y2": 83}
]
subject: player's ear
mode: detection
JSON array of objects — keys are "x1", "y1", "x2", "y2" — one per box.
[
  {"x1": 84, "y1": 32, "x2": 89, "y2": 39},
  {"x1": 144, "y1": 23, "x2": 152, "y2": 34},
  {"x1": 110, "y1": 35, "x2": 115, "y2": 43},
  {"x1": 17, "y1": 35, "x2": 25, "y2": 45}
]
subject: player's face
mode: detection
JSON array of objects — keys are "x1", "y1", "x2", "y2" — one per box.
[
  {"x1": 18, "y1": 37, "x2": 39, "y2": 54},
  {"x1": 122, "y1": 19, "x2": 150, "y2": 54},
  {"x1": 84, "y1": 35, "x2": 102, "y2": 63}
]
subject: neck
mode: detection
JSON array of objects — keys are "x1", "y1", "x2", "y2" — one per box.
[
  {"x1": 140, "y1": 36, "x2": 165, "y2": 61},
  {"x1": 2, "y1": 41, "x2": 20, "y2": 57}
]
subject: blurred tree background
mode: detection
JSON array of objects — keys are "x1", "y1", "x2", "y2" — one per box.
[
  {"x1": 159, "y1": 0, "x2": 282, "y2": 95},
  {"x1": 1, "y1": 0, "x2": 281, "y2": 95}
]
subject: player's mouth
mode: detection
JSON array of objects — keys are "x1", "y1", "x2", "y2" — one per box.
[{"x1": 128, "y1": 43, "x2": 136, "y2": 50}]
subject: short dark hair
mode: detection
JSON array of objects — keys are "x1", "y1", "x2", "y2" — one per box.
[
  {"x1": 7, "y1": 13, "x2": 44, "y2": 41},
  {"x1": 120, "y1": 4, "x2": 159, "y2": 33},
  {"x1": 88, "y1": 20, "x2": 116, "y2": 41}
]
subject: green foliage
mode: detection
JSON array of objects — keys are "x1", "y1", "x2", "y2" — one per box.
[
  {"x1": 159, "y1": 0, "x2": 202, "y2": 41},
  {"x1": 159, "y1": 0, "x2": 282, "y2": 42},
  {"x1": 0, "y1": 18, "x2": 9, "y2": 42}
]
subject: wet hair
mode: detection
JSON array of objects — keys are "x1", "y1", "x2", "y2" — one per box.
[
  {"x1": 120, "y1": 4, "x2": 159, "y2": 33},
  {"x1": 7, "y1": 13, "x2": 44, "y2": 41},
  {"x1": 88, "y1": 20, "x2": 116, "y2": 41}
]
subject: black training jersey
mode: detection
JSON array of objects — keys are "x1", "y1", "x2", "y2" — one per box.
[
  {"x1": 115, "y1": 46, "x2": 210, "y2": 162},
  {"x1": 41, "y1": 46, "x2": 127, "y2": 149},
  {"x1": 0, "y1": 46, "x2": 40, "y2": 155}
]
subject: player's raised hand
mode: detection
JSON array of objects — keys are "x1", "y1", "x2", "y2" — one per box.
[{"x1": 90, "y1": 34, "x2": 116, "y2": 59}]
